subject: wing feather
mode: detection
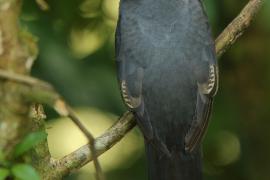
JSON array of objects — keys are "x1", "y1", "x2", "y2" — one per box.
[
  {"x1": 116, "y1": 14, "x2": 154, "y2": 140},
  {"x1": 185, "y1": 50, "x2": 218, "y2": 153}
]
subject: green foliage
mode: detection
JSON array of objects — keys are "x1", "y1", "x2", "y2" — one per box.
[
  {"x1": 0, "y1": 150, "x2": 9, "y2": 167},
  {"x1": 0, "y1": 132, "x2": 44, "y2": 179},
  {"x1": 11, "y1": 164, "x2": 40, "y2": 180},
  {"x1": 14, "y1": 131, "x2": 47, "y2": 158},
  {"x1": 0, "y1": 168, "x2": 10, "y2": 180},
  {"x1": 0, "y1": 150, "x2": 5, "y2": 162}
]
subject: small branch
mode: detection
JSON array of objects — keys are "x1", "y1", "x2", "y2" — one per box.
[
  {"x1": 215, "y1": 0, "x2": 263, "y2": 57},
  {"x1": 51, "y1": 112, "x2": 136, "y2": 179},
  {"x1": 35, "y1": 0, "x2": 49, "y2": 11},
  {"x1": 29, "y1": 104, "x2": 54, "y2": 179},
  {"x1": 0, "y1": 69, "x2": 53, "y2": 89},
  {"x1": 66, "y1": 107, "x2": 105, "y2": 180}
]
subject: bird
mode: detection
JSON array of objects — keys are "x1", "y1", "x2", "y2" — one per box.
[{"x1": 115, "y1": 0, "x2": 218, "y2": 179}]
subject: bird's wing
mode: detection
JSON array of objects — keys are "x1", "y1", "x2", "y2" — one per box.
[
  {"x1": 184, "y1": 0, "x2": 219, "y2": 152},
  {"x1": 116, "y1": 14, "x2": 171, "y2": 156},
  {"x1": 115, "y1": 15, "x2": 154, "y2": 140},
  {"x1": 185, "y1": 43, "x2": 219, "y2": 153}
]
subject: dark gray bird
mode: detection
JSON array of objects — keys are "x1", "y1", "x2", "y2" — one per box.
[{"x1": 115, "y1": 0, "x2": 218, "y2": 179}]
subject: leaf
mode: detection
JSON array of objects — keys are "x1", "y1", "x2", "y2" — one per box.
[
  {"x1": 14, "y1": 131, "x2": 47, "y2": 157},
  {"x1": 0, "y1": 168, "x2": 10, "y2": 180},
  {"x1": 0, "y1": 150, "x2": 5, "y2": 162},
  {"x1": 0, "y1": 151, "x2": 9, "y2": 167},
  {"x1": 11, "y1": 164, "x2": 40, "y2": 180}
]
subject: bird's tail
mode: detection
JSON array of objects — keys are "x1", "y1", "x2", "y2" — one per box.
[{"x1": 145, "y1": 140, "x2": 202, "y2": 180}]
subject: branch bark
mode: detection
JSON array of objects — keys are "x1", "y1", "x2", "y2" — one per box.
[
  {"x1": 51, "y1": 112, "x2": 135, "y2": 179},
  {"x1": 215, "y1": 0, "x2": 263, "y2": 57}
]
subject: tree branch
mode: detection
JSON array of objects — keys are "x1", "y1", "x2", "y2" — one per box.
[
  {"x1": 50, "y1": 112, "x2": 135, "y2": 179},
  {"x1": 215, "y1": 0, "x2": 263, "y2": 57}
]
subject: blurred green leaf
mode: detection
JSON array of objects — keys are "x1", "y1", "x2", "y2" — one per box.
[
  {"x1": 14, "y1": 131, "x2": 47, "y2": 157},
  {"x1": 0, "y1": 151, "x2": 9, "y2": 167},
  {"x1": 0, "y1": 168, "x2": 10, "y2": 180},
  {"x1": 11, "y1": 164, "x2": 40, "y2": 180},
  {"x1": 0, "y1": 150, "x2": 4, "y2": 162}
]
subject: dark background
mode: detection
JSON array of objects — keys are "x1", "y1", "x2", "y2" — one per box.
[{"x1": 22, "y1": 0, "x2": 270, "y2": 179}]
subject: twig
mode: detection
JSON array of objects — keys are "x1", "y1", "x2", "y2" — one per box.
[
  {"x1": 215, "y1": 0, "x2": 263, "y2": 57},
  {"x1": 35, "y1": 0, "x2": 49, "y2": 11},
  {"x1": 66, "y1": 107, "x2": 105, "y2": 180},
  {"x1": 54, "y1": 100, "x2": 105, "y2": 179},
  {"x1": 0, "y1": 69, "x2": 53, "y2": 90},
  {"x1": 51, "y1": 112, "x2": 135, "y2": 179}
]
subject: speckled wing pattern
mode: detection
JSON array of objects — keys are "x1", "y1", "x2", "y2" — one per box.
[
  {"x1": 184, "y1": 0, "x2": 219, "y2": 152},
  {"x1": 185, "y1": 62, "x2": 218, "y2": 153},
  {"x1": 115, "y1": 14, "x2": 155, "y2": 141}
]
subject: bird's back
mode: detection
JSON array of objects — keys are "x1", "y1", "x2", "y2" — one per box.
[{"x1": 116, "y1": 0, "x2": 217, "y2": 179}]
